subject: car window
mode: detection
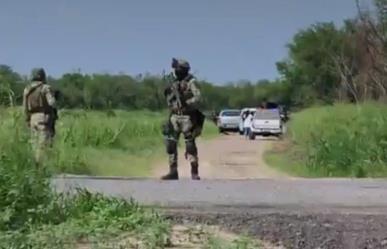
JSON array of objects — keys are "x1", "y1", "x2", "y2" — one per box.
[
  {"x1": 221, "y1": 111, "x2": 240, "y2": 117},
  {"x1": 241, "y1": 110, "x2": 256, "y2": 116}
]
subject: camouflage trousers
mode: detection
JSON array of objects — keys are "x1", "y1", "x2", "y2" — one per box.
[
  {"x1": 165, "y1": 114, "x2": 198, "y2": 169},
  {"x1": 29, "y1": 113, "x2": 54, "y2": 163}
]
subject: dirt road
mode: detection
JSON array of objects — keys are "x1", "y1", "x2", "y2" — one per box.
[{"x1": 153, "y1": 133, "x2": 287, "y2": 179}]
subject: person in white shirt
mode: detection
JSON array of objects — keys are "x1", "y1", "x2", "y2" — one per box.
[{"x1": 243, "y1": 111, "x2": 253, "y2": 139}]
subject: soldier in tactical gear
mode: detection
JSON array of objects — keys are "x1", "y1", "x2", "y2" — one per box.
[
  {"x1": 162, "y1": 58, "x2": 204, "y2": 180},
  {"x1": 23, "y1": 68, "x2": 57, "y2": 163}
]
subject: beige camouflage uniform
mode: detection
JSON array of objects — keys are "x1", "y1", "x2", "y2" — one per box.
[
  {"x1": 162, "y1": 58, "x2": 202, "y2": 180},
  {"x1": 23, "y1": 69, "x2": 56, "y2": 163},
  {"x1": 168, "y1": 75, "x2": 201, "y2": 161}
]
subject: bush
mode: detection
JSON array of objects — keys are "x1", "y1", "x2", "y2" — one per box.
[
  {"x1": 0, "y1": 109, "x2": 53, "y2": 231},
  {"x1": 288, "y1": 103, "x2": 387, "y2": 177}
]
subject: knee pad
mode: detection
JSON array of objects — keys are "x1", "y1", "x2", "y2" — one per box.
[
  {"x1": 185, "y1": 139, "x2": 197, "y2": 156},
  {"x1": 166, "y1": 140, "x2": 177, "y2": 154}
]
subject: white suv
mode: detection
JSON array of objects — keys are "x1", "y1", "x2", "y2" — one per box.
[{"x1": 217, "y1": 109, "x2": 241, "y2": 133}]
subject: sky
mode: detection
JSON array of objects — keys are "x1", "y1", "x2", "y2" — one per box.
[{"x1": 0, "y1": 0, "x2": 362, "y2": 84}]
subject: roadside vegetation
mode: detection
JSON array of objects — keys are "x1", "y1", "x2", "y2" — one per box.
[
  {"x1": 0, "y1": 112, "x2": 168, "y2": 248},
  {"x1": 205, "y1": 236, "x2": 260, "y2": 249},
  {"x1": 0, "y1": 111, "x2": 255, "y2": 249},
  {"x1": 267, "y1": 103, "x2": 387, "y2": 177},
  {"x1": 0, "y1": 108, "x2": 217, "y2": 177},
  {"x1": 53, "y1": 109, "x2": 166, "y2": 176}
]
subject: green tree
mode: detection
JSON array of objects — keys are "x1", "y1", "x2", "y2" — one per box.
[
  {"x1": 0, "y1": 65, "x2": 21, "y2": 106},
  {"x1": 277, "y1": 23, "x2": 345, "y2": 106}
]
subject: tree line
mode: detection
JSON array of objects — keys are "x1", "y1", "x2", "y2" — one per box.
[
  {"x1": 0, "y1": 66, "x2": 289, "y2": 111},
  {"x1": 0, "y1": 0, "x2": 386, "y2": 111}
]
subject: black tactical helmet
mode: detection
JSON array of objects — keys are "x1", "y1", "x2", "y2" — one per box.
[
  {"x1": 31, "y1": 68, "x2": 46, "y2": 82},
  {"x1": 171, "y1": 58, "x2": 190, "y2": 70}
]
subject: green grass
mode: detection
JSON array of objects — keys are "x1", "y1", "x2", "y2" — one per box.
[
  {"x1": 0, "y1": 191, "x2": 170, "y2": 249},
  {"x1": 265, "y1": 147, "x2": 313, "y2": 177},
  {"x1": 0, "y1": 108, "x2": 259, "y2": 248},
  {"x1": 0, "y1": 110, "x2": 171, "y2": 248},
  {"x1": 205, "y1": 235, "x2": 261, "y2": 249},
  {"x1": 0, "y1": 108, "x2": 218, "y2": 177},
  {"x1": 52, "y1": 109, "x2": 167, "y2": 176},
  {"x1": 266, "y1": 103, "x2": 387, "y2": 177}
]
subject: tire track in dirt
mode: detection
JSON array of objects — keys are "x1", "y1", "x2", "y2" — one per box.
[{"x1": 152, "y1": 133, "x2": 288, "y2": 179}]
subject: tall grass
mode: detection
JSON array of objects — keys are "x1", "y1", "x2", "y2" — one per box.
[
  {"x1": 1, "y1": 108, "x2": 217, "y2": 177},
  {"x1": 0, "y1": 108, "x2": 248, "y2": 249},
  {"x1": 47, "y1": 109, "x2": 216, "y2": 176},
  {"x1": 0, "y1": 109, "x2": 171, "y2": 248},
  {"x1": 57, "y1": 110, "x2": 163, "y2": 151},
  {"x1": 287, "y1": 103, "x2": 387, "y2": 177},
  {"x1": 0, "y1": 109, "x2": 53, "y2": 230},
  {"x1": 50, "y1": 109, "x2": 166, "y2": 175}
]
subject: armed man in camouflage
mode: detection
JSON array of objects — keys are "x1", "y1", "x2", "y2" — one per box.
[
  {"x1": 23, "y1": 68, "x2": 57, "y2": 163},
  {"x1": 162, "y1": 58, "x2": 204, "y2": 180}
]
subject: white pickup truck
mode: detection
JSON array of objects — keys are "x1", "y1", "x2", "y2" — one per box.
[{"x1": 249, "y1": 108, "x2": 284, "y2": 140}]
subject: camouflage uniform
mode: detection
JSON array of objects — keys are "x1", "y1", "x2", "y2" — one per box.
[
  {"x1": 162, "y1": 58, "x2": 202, "y2": 180},
  {"x1": 23, "y1": 68, "x2": 57, "y2": 163}
]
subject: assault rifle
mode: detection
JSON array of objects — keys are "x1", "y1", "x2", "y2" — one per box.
[{"x1": 163, "y1": 72, "x2": 185, "y2": 114}]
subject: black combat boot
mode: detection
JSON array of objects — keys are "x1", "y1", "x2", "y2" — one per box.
[
  {"x1": 191, "y1": 162, "x2": 200, "y2": 180},
  {"x1": 161, "y1": 166, "x2": 179, "y2": 180}
]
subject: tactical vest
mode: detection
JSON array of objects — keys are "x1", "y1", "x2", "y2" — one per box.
[
  {"x1": 179, "y1": 75, "x2": 205, "y2": 137},
  {"x1": 175, "y1": 75, "x2": 195, "y2": 111},
  {"x1": 178, "y1": 74, "x2": 194, "y2": 97},
  {"x1": 26, "y1": 83, "x2": 49, "y2": 113}
]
